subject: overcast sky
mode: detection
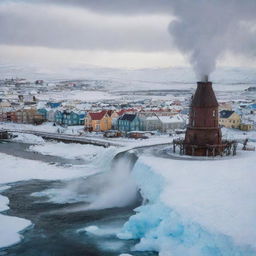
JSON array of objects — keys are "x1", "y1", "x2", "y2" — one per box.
[{"x1": 0, "y1": 0, "x2": 255, "y2": 69}]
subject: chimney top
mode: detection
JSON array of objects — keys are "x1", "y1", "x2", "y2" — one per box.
[
  {"x1": 192, "y1": 81, "x2": 218, "y2": 107},
  {"x1": 203, "y1": 75, "x2": 208, "y2": 82}
]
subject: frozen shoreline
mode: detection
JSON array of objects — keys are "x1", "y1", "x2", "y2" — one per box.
[
  {"x1": 119, "y1": 148, "x2": 256, "y2": 255},
  {"x1": 0, "y1": 187, "x2": 32, "y2": 249},
  {"x1": 0, "y1": 146, "x2": 105, "y2": 250}
]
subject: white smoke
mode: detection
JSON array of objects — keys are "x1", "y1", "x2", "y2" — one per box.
[{"x1": 168, "y1": 0, "x2": 256, "y2": 80}]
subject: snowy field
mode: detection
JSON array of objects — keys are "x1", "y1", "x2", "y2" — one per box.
[
  {"x1": 118, "y1": 147, "x2": 256, "y2": 256},
  {"x1": 37, "y1": 90, "x2": 121, "y2": 102},
  {"x1": 0, "y1": 64, "x2": 255, "y2": 92}
]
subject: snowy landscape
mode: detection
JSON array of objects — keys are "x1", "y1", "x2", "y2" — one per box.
[
  {"x1": 1, "y1": 0, "x2": 256, "y2": 255},
  {"x1": 0, "y1": 65, "x2": 255, "y2": 256}
]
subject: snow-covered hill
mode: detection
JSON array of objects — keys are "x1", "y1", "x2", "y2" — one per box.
[{"x1": 0, "y1": 63, "x2": 255, "y2": 92}]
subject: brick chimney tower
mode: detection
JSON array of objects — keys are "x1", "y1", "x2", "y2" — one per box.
[{"x1": 184, "y1": 77, "x2": 223, "y2": 156}]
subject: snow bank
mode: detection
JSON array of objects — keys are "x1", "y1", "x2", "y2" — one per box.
[
  {"x1": 0, "y1": 122, "x2": 84, "y2": 136},
  {"x1": 119, "y1": 150, "x2": 256, "y2": 256},
  {"x1": 29, "y1": 142, "x2": 105, "y2": 161},
  {"x1": 0, "y1": 122, "x2": 57, "y2": 134},
  {"x1": 0, "y1": 188, "x2": 31, "y2": 249},
  {"x1": 0, "y1": 153, "x2": 92, "y2": 184},
  {"x1": 12, "y1": 133, "x2": 45, "y2": 144},
  {"x1": 222, "y1": 127, "x2": 256, "y2": 142}
]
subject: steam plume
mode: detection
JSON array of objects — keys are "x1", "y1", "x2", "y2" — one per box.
[{"x1": 168, "y1": 0, "x2": 256, "y2": 80}]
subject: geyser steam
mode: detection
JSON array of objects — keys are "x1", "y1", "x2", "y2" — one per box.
[{"x1": 168, "y1": 0, "x2": 256, "y2": 80}]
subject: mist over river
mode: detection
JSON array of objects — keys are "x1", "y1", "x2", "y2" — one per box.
[{"x1": 0, "y1": 141, "x2": 153, "y2": 256}]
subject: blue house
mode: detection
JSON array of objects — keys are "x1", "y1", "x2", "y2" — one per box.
[
  {"x1": 117, "y1": 114, "x2": 143, "y2": 132},
  {"x1": 54, "y1": 110, "x2": 63, "y2": 124},
  {"x1": 37, "y1": 108, "x2": 48, "y2": 119},
  {"x1": 247, "y1": 104, "x2": 256, "y2": 110},
  {"x1": 55, "y1": 111, "x2": 86, "y2": 126},
  {"x1": 78, "y1": 112, "x2": 86, "y2": 125},
  {"x1": 47, "y1": 102, "x2": 62, "y2": 108}
]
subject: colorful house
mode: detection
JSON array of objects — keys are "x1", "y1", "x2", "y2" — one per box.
[
  {"x1": 0, "y1": 111, "x2": 17, "y2": 122},
  {"x1": 16, "y1": 109, "x2": 45, "y2": 124},
  {"x1": 219, "y1": 110, "x2": 241, "y2": 129},
  {"x1": 37, "y1": 108, "x2": 48, "y2": 119},
  {"x1": 84, "y1": 111, "x2": 112, "y2": 131},
  {"x1": 158, "y1": 114, "x2": 186, "y2": 132},
  {"x1": 54, "y1": 110, "x2": 63, "y2": 125},
  {"x1": 55, "y1": 110, "x2": 85, "y2": 126},
  {"x1": 63, "y1": 111, "x2": 85, "y2": 126},
  {"x1": 239, "y1": 123, "x2": 254, "y2": 131},
  {"x1": 47, "y1": 109, "x2": 56, "y2": 122},
  {"x1": 107, "y1": 110, "x2": 119, "y2": 129},
  {"x1": 117, "y1": 114, "x2": 142, "y2": 132}
]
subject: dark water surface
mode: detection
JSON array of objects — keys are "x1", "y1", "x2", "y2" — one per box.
[{"x1": 1, "y1": 180, "x2": 148, "y2": 256}]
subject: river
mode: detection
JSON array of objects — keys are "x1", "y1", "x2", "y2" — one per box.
[{"x1": 0, "y1": 141, "x2": 156, "y2": 256}]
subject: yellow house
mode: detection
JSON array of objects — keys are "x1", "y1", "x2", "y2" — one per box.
[
  {"x1": 84, "y1": 111, "x2": 112, "y2": 131},
  {"x1": 219, "y1": 110, "x2": 241, "y2": 129},
  {"x1": 239, "y1": 123, "x2": 254, "y2": 131}
]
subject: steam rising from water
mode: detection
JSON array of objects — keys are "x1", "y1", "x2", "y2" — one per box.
[
  {"x1": 33, "y1": 151, "x2": 139, "y2": 211},
  {"x1": 85, "y1": 152, "x2": 138, "y2": 210},
  {"x1": 168, "y1": 0, "x2": 256, "y2": 80}
]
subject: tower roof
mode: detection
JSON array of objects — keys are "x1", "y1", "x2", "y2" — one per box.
[{"x1": 192, "y1": 81, "x2": 218, "y2": 107}]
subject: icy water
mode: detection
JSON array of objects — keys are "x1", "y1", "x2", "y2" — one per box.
[
  {"x1": 0, "y1": 142, "x2": 155, "y2": 256},
  {"x1": 1, "y1": 181, "x2": 148, "y2": 256}
]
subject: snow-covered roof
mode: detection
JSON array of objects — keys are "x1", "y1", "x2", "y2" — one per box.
[
  {"x1": 146, "y1": 116, "x2": 159, "y2": 121},
  {"x1": 159, "y1": 115, "x2": 184, "y2": 124}
]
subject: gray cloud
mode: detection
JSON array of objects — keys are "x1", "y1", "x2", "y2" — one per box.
[
  {"x1": 0, "y1": 2, "x2": 172, "y2": 51},
  {"x1": 1, "y1": 0, "x2": 256, "y2": 75},
  {"x1": 26, "y1": 0, "x2": 173, "y2": 15}
]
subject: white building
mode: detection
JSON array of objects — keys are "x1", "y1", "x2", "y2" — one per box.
[
  {"x1": 142, "y1": 114, "x2": 186, "y2": 133},
  {"x1": 158, "y1": 114, "x2": 186, "y2": 132}
]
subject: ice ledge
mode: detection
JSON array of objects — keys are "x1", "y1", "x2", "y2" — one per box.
[{"x1": 118, "y1": 153, "x2": 256, "y2": 256}]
